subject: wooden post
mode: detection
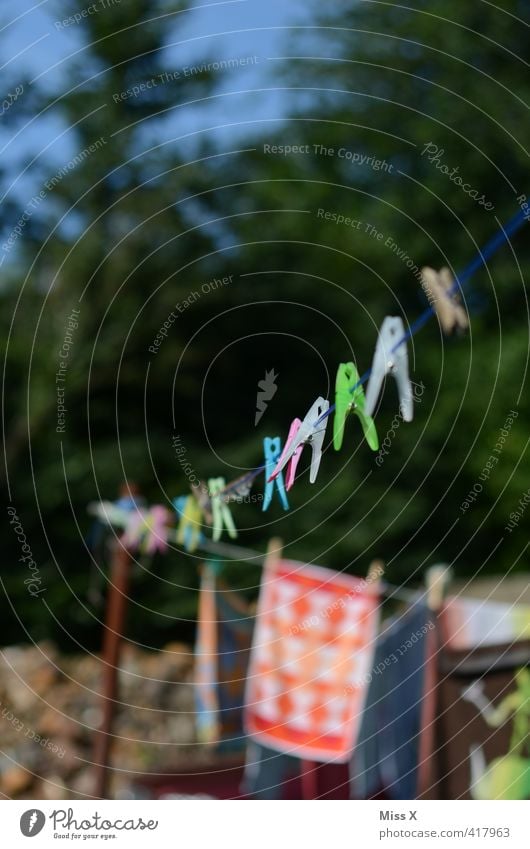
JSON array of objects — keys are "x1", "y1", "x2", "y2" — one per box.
[
  {"x1": 367, "y1": 558, "x2": 385, "y2": 589},
  {"x1": 92, "y1": 536, "x2": 133, "y2": 798},
  {"x1": 417, "y1": 563, "x2": 452, "y2": 799},
  {"x1": 425, "y1": 563, "x2": 452, "y2": 612},
  {"x1": 265, "y1": 536, "x2": 283, "y2": 566},
  {"x1": 300, "y1": 759, "x2": 319, "y2": 800}
]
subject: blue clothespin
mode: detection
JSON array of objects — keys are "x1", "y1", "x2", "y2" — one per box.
[
  {"x1": 263, "y1": 437, "x2": 289, "y2": 512},
  {"x1": 115, "y1": 494, "x2": 145, "y2": 512}
]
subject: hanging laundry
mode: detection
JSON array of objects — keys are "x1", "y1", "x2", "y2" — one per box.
[
  {"x1": 425, "y1": 594, "x2": 530, "y2": 800},
  {"x1": 432, "y1": 656, "x2": 530, "y2": 800},
  {"x1": 195, "y1": 563, "x2": 219, "y2": 745},
  {"x1": 334, "y1": 362, "x2": 379, "y2": 452},
  {"x1": 173, "y1": 495, "x2": 203, "y2": 553},
  {"x1": 349, "y1": 599, "x2": 435, "y2": 800},
  {"x1": 208, "y1": 477, "x2": 238, "y2": 541},
  {"x1": 195, "y1": 561, "x2": 255, "y2": 749},
  {"x1": 263, "y1": 437, "x2": 289, "y2": 512},
  {"x1": 269, "y1": 397, "x2": 330, "y2": 488},
  {"x1": 462, "y1": 668, "x2": 530, "y2": 800},
  {"x1": 439, "y1": 595, "x2": 530, "y2": 650},
  {"x1": 420, "y1": 266, "x2": 468, "y2": 334},
  {"x1": 121, "y1": 505, "x2": 172, "y2": 554},
  {"x1": 365, "y1": 317, "x2": 413, "y2": 422},
  {"x1": 215, "y1": 583, "x2": 255, "y2": 750},
  {"x1": 244, "y1": 556, "x2": 380, "y2": 762}
]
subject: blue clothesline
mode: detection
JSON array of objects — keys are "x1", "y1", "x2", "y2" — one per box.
[{"x1": 222, "y1": 207, "x2": 528, "y2": 495}]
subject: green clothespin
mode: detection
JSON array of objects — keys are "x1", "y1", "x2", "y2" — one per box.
[
  {"x1": 208, "y1": 477, "x2": 238, "y2": 542},
  {"x1": 333, "y1": 362, "x2": 379, "y2": 451}
]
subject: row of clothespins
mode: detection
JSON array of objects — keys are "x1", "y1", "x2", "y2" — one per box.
[
  {"x1": 214, "y1": 266, "x2": 467, "y2": 506},
  {"x1": 89, "y1": 267, "x2": 466, "y2": 550},
  {"x1": 180, "y1": 266, "x2": 467, "y2": 544},
  {"x1": 87, "y1": 265, "x2": 468, "y2": 553},
  {"x1": 190, "y1": 205, "x2": 530, "y2": 522}
]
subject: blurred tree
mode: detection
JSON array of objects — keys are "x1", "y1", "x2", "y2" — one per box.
[
  {"x1": 203, "y1": 0, "x2": 530, "y2": 581},
  {"x1": 1, "y1": 0, "x2": 236, "y2": 647},
  {"x1": 1, "y1": 0, "x2": 528, "y2": 649}
]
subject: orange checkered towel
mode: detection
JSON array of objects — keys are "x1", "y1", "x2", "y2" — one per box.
[{"x1": 244, "y1": 556, "x2": 380, "y2": 762}]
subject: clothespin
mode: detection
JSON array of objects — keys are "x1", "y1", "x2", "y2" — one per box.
[
  {"x1": 269, "y1": 397, "x2": 330, "y2": 487},
  {"x1": 115, "y1": 481, "x2": 145, "y2": 513},
  {"x1": 333, "y1": 362, "x2": 379, "y2": 452},
  {"x1": 421, "y1": 267, "x2": 469, "y2": 335},
  {"x1": 263, "y1": 437, "x2": 289, "y2": 512},
  {"x1": 425, "y1": 563, "x2": 452, "y2": 611},
  {"x1": 121, "y1": 509, "x2": 147, "y2": 552},
  {"x1": 365, "y1": 317, "x2": 413, "y2": 422},
  {"x1": 144, "y1": 506, "x2": 172, "y2": 554},
  {"x1": 87, "y1": 485, "x2": 145, "y2": 555},
  {"x1": 191, "y1": 480, "x2": 213, "y2": 525},
  {"x1": 269, "y1": 417, "x2": 303, "y2": 491},
  {"x1": 122, "y1": 505, "x2": 172, "y2": 555},
  {"x1": 208, "y1": 477, "x2": 238, "y2": 541},
  {"x1": 173, "y1": 495, "x2": 203, "y2": 552}
]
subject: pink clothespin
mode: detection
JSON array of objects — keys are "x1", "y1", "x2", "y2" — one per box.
[
  {"x1": 269, "y1": 397, "x2": 330, "y2": 489},
  {"x1": 122, "y1": 505, "x2": 171, "y2": 555},
  {"x1": 269, "y1": 418, "x2": 303, "y2": 491},
  {"x1": 121, "y1": 509, "x2": 147, "y2": 552},
  {"x1": 143, "y1": 505, "x2": 172, "y2": 554}
]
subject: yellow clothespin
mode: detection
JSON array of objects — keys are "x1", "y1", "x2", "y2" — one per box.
[{"x1": 174, "y1": 495, "x2": 203, "y2": 552}]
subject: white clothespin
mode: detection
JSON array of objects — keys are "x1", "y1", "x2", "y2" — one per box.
[
  {"x1": 421, "y1": 267, "x2": 468, "y2": 334},
  {"x1": 269, "y1": 396, "x2": 330, "y2": 485},
  {"x1": 365, "y1": 317, "x2": 413, "y2": 422}
]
